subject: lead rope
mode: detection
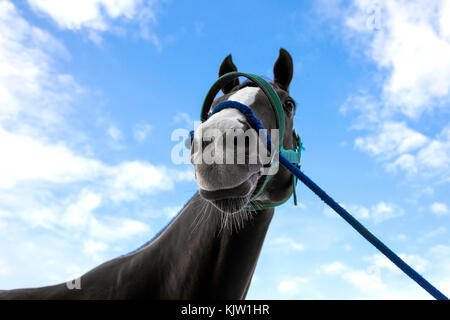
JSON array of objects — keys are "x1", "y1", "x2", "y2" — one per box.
[
  {"x1": 280, "y1": 156, "x2": 449, "y2": 300},
  {"x1": 204, "y1": 100, "x2": 449, "y2": 300}
]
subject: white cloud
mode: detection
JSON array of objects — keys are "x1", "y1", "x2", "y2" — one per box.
[
  {"x1": 396, "y1": 234, "x2": 408, "y2": 241},
  {"x1": 385, "y1": 125, "x2": 450, "y2": 178},
  {"x1": 366, "y1": 254, "x2": 398, "y2": 272},
  {"x1": 0, "y1": 0, "x2": 76, "y2": 133},
  {"x1": 142, "y1": 204, "x2": 184, "y2": 220},
  {"x1": 278, "y1": 277, "x2": 309, "y2": 294},
  {"x1": 162, "y1": 205, "x2": 182, "y2": 219},
  {"x1": 0, "y1": 184, "x2": 154, "y2": 288},
  {"x1": 321, "y1": 254, "x2": 431, "y2": 298},
  {"x1": 133, "y1": 122, "x2": 152, "y2": 142},
  {"x1": 343, "y1": 243, "x2": 352, "y2": 251},
  {"x1": 29, "y1": 0, "x2": 110, "y2": 31},
  {"x1": 0, "y1": 1, "x2": 193, "y2": 289},
  {"x1": 418, "y1": 227, "x2": 448, "y2": 243},
  {"x1": 107, "y1": 125, "x2": 122, "y2": 141},
  {"x1": 321, "y1": 261, "x2": 348, "y2": 275},
  {"x1": 0, "y1": 0, "x2": 192, "y2": 190},
  {"x1": 371, "y1": 201, "x2": 404, "y2": 223},
  {"x1": 417, "y1": 138, "x2": 450, "y2": 172},
  {"x1": 340, "y1": 93, "x2": 385, "y2": 129},
  {"x1": 323, "y1": 201, "x2": 367, "y2": 219},
  {"x1": 355, "y1": 122, "x2": 428, "y2": 160},
  {"x1": 321, "y1": 260, "x2": 386, "y2": 292},
  {"x1": 336, "y1": 1, "x2": 450, "y2": 181},
  {"x1": 83, "y1": 240, "x2": 108, "y2": 258},
  {"x1": 173, "y1": 112, "x2": 196, "y2": 128},
  {"x1": 349, "y1": 116, "x2": 450, "y2": 179},
  {"x1": 0, "y1": 124, "x2": 193, "y2": 196},
  {"x1": 325, "y1": 201, "x2": 403, "y2": 224},
  {"x1": 105, "y1": 161, "x2": 194, "y2": 202},
  {"x1": 429, "y1": 243, "x2": 450, "y2": 294},
  {"x1": 366, "y1": 253, "x2": 428, "y2": 274},
  {"x1": 430, "y1": 202, "x2": 450, "y2": 216},
  {"x1": 399, "y1": 254, "x2": 429, "y2": 273},
  {"x1": 343, "y1": 269, "x2": 386, "y2": 291},
  {"x1": 0, "y1": 186, "x2": 151, "y2": 239},
  {"x1": 0, "y1": 127, "x2": 103, "y2": 189},
  {"x1": 346, "y1": 204, "x2": 370, "y2": 220},
  {"x1": 89, "y1": 216, "x2": 150, "y2": 242},
  {"x1": 278, "y1": 280, "x2": 296, "y2": 293},
  {"x1": 272, "y1": 237, "x2": 304, "y2": 251},
  {"x1": 345, "y1": 0, "x2": 450, "y2": 117},
  {"x1": 27, "y1": 0, "x2": 161, "y2": 45},
  {"x1": 62, "y1": 190, "x2": 102, "y2": 229},
  {"x1": 0, "y1": 259, "x2": 10, "y2": 276},
  {"x1": 430, "y1": 244, "x2": 450, "y2": 258}
]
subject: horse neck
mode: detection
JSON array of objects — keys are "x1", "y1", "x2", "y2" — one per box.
[{"x1": 135, "y1": 192, "x2": 274, "y2": 299}]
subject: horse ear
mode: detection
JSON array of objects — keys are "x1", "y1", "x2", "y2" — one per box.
[
  {"x1": 219, "y1": 54, "x2": 239, "y2": 94},
  {"x1": 273, "y1": 48, "x2": 293, "y2": 92}
]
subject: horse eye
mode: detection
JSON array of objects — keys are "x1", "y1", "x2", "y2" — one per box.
[{"x1": 284, "y1": 100, "x2": 295, "y2": 114}]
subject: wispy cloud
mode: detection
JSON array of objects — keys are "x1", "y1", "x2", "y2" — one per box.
[
  {"x1": 344, "y1": 0, "x2": 450, "y2": 117},
  {"x1": 419, "y1": 226, "x2": 447, "y2": 243},
  {"x1": 0, "y1": 259, "x2": 10, "y2": 276},
  {"x1": 332, "y1": 1, "x2": 450, "y2": 182},
  {"x1": 349, "y1": 120, "x2": 450, "y2": 179},
  {"x1": 321, "y1": 260, "x2": 387, "y2": 292},
  {"x1": 133, "y1": 122, "x2": 152, "y2": 142},
  {"x1": 321, "y1": 253, "x2": 431, "y2": 299},
  {"x1": 27, "y1": 0, "x2": 163, "y2": 46},
  {"x1": 0, "y1": 0, "x2": 78, "y2": 134},
  {"x1": 271, "y1": 236, "x2": 304, "y2": 252},
  {"x1": 354, "y1": 122, "x2": 428, "y2": 161},
  {"x1": 324, "y1": 201, "x2": 404, "y2": 224},
  {"x1": 430, "y1": 202, "x2": 450, "y2": 216},
  {"x1": 0, "y1": 0, "x2": 193, "y2": 289},
  {"x1": 370, "y1": 201, "x2": 404, "y2": 224},
  {"x1": 277, "y1": 276, "x2": 309, "y2": 295},
  {"x1": 173, "y1": 111, "x2": 197, "y2": 129},
  {"x1": 107, "y1": 125, "x2": 122, "y2": 141}
]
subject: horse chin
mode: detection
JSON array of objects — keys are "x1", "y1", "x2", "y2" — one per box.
[
  {"x1": 210, "y1": 196, "x2": 250, "y2": 214},
  {"x1": 199, "y1": 171, "x2": 260, "y2": 214}
]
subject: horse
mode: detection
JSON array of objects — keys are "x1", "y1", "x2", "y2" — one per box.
[{"x1": 0, "y1": 48, "x2": 298, "y2": 299}]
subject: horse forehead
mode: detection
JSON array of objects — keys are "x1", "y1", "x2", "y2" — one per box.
[{"x1": 228, "y1": 86, "x2": 261, "y2": 106}]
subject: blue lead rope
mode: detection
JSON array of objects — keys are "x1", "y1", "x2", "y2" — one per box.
[
  {"x1": 207, "y1": 101, "x2": 448, "y2": 300},
  {"x1": 279, "y1": 156, "x2": 448, "y2": 300}
]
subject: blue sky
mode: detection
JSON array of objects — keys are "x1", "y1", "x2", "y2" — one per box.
[{"x1": 0, "y1": 0, "x2": 449, "y2": 299}]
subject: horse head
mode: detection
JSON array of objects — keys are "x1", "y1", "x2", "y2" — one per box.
[{"x1": 190, "y1": 49, "x2": 297, "y2": 215}]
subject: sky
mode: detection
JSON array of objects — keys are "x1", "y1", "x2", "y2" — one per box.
[{"x1": 0, "y1": 0, "x2": 449, "y2": 299}]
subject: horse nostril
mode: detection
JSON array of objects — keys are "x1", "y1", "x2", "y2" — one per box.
[{"x1": 237, "y1": 119, "x2": 250, "y2": 130}]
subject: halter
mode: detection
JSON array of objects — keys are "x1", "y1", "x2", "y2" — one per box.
[{"x1": 189, "y1": 72, "x2": 303, "y2": 209}]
